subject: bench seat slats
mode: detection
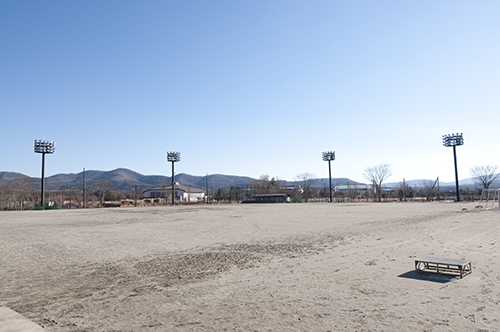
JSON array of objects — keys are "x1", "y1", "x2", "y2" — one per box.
[{"x1": 415, "y1": 256, "x2": 472, "y2": 278}]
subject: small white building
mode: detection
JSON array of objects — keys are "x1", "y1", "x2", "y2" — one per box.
[
  {"x1": 143, "y1": 184, "x2": 205, "y2": 202},
  {"x1": 334, "y1": 184, "x2": 372, "y2": 191}
]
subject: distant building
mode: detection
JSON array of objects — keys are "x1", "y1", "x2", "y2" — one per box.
[
  {"x1": 280, "y1": 186, "x2": 303, "y2": 195},
  {"x1": 243, "y1": 193, "x2": 290, "y2": 203},
  {"x1": 143, "y1": 184, "x2": 205, "y2": 202},
  {"x1": 333, "y1": 184, "x2": 373, "y2": 200},
  {"x1": 334, "y1": 184, "x2": 372, "y2": 192}
]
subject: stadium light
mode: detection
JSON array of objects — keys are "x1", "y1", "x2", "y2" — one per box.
[
  {"x1": 34, "y1": 140, "x2": 55, "y2": 208},
  {"x1": 442, "y1": 133, "x2": 464, "y2": 202},
  {"x1": 322, "y1": 151, "x2": 335, "y2": 203},
  {"x1": 167, "y1": 151, "x2": 181, "y2": 206}
]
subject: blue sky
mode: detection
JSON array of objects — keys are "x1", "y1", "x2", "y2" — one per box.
[{"x1": 1, "y1": 1, "x2": 499, "y2": 183}]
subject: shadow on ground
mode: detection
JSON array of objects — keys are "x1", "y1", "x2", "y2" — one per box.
[{"x1": 398, "y1": 270, "x2": 460, "y2": 283}]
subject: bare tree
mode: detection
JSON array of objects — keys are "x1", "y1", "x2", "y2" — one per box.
[
  {"x1": 156, "y1": 179, "x2": 171, "y2": 205},
  {"x1": 0, "y1": 182, "x2": 14, "y2": 210},
  {"x1": 346, "y1": 182, "x2": 358, "y2": 202},
  {"x1": 295, "y1": 173, "x2": 316, "y2": 202},
  {"x1": 394, "y1": 181, "x2": 411, "y2": 202},
  {"x1": 248, "y1": 175, "x2": 266, "y2": 195},
  {"x1": 94, "y1": 180, "x2": 114, "y2": 207},
  {"x1": 463, "y1": 187, "x2": 475, "y2": 201},
  {"x1": 248, "y1": 175, "x2": 283, "y2": 195},
  {"x1": 13, "y1": 176, "x2": 36, "y2": 210},
  {"x1": 469, "y1": 165, "x2": 500, "y2": 189},
  {"x1": 419, "y1": 180, "x2": 439, "y2": 201},
  {"x1": 269, "y1": 177, "x2": 285, "y2": 194},
  {"x1": 363, "y1": 164, "x2": 392, "y2": 202},
  {"x1": 0, "y1": 176, "x2": 36, "y2": 210}
]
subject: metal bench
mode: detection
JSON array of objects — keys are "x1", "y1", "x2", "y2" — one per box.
[{"x1": 415, "y1": 256, "x2": 472, "y2": 278}]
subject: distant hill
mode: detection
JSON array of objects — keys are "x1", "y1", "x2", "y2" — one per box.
[
  {"x1": 0, "y1": 172, "x2": 29, "y2": 183},
  {"x1": 0, "y1": 169, "x2": 256, "y2": 191},
  {"x1": 177, "y1": 173, "x2": 255, "y2": 190},
  {"x1": 385, "y1": 177, "x2": 500, "y2": 189},
  {"x1": 286, "y1": 177, "x2": 363, "y2": 187},
  {"x1": 0, "y1": 168, "x2": 365, "y2": 191}
]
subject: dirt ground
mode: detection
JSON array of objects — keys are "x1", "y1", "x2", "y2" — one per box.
[{"x1": 0, "y1": 202, "x2": 499, "y2": 331}]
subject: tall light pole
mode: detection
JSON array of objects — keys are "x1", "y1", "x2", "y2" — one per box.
[
  {"x1": 83, "y1": 167, "x2": 86, "y2": 208},
  {"x1": 322, "y1": 151, "x2": 335, "y2": 202},
  {"x1": 167, "y1": 151, "x2": 181, "y2": 206},
  {"x1": 34, "y1": 140, "x2": 55, "y2": 208},
  {"x1": 442, "y1": 133, "x2": 464, "y2": 202}
]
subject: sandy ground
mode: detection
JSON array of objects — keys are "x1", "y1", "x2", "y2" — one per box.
[{"x1": 0, "y1": 202, "x2": 499, "y2": 332}]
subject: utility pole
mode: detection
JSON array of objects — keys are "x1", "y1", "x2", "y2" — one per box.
[
  {"x1": 134, "y1": 185, "x2": 138, "y2": 207},
  {"x1": 206, "y1": 173, "x2": 209, "y2": 204}
]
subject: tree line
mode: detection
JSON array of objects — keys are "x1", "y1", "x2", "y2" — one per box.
[
  {"x1": 0, "y1": 178, "x2": 139, "y2": 210},
  {"x1": 1, "y1": 164, "x2": 498, "y2": 210}
]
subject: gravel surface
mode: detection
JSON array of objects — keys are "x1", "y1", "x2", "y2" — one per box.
[{"x1": 1, "y1": 202, "x2": 498, "y2": 331}]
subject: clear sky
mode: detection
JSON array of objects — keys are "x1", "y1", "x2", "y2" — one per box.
[{"x1": 1, "y1": 1, "x2": 499, "y2": 184}]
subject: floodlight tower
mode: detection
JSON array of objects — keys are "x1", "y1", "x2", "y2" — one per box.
[
  {"x1": 167, "y1": 151, "x2": 181, "y2": 206},
  {"x1": 322, "y1": 151, "x2": 335, "y2": 203},
  {"x1": 442, "y1": 133, "x2": 464, "y2": 202},
  {"x1": 34, "y1": 140, "x2": 55, "y2": 208}
]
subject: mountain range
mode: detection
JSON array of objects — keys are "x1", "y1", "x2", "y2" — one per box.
[
  {"x1": 0, "y1": 168, "x2": 362, "y2": 191},
  {"x1": 0, "y1": 168, "x2": 493, "y2": 191},
  {"x1": 384, "y1": 177, "x2": 493, "y2": 188}
]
